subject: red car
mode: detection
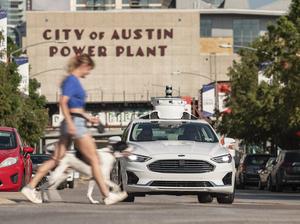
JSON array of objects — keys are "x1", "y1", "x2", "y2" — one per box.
[{"x1": 0, "y1": 127, "x2": 34, "y2": 191}]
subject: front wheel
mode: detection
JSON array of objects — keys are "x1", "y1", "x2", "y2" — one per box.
[
  {"x1": 267, "y1": 177, "x2": 275, "y2": 192},
  {"x1": 216, "y1": 193, "x2": 235, "y2": 204},
  {"x1": 197, "y1": 194, "x2": 213, "y2": 203},
  {"x1": 68, "y1": 180, "x2": 74, "y2": 189},
  {"x1": 122, "y1": 194, "x2": 135, "y2": 202}
]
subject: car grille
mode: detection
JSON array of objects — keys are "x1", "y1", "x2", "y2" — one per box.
[
  {"x1": 148, "y1": 160, "x2": 215, "y2": 173},
  {"x1": 150, "y1": 181, "x2": 213, "y2": 187}
]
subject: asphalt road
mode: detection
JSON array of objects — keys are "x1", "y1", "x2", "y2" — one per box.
[{"x1": 1, "y1": 182, "x2": 300, "y2": 224}]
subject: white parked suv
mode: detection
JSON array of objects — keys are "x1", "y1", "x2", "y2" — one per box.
[{"x1": 114, "y1": 106, "x2": 235, "y2": 204}]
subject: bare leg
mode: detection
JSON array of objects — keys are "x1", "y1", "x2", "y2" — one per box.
[
  {"x1": 75, "y1": 134, "x2": 110, "y2": 198},
  {"x1": 28, "y1": 137, "x2": 70, "y2": 188}
]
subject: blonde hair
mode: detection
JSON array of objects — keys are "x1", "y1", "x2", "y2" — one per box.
[{"x1": 67, "y1": 53, "x2": 95, "y2": 73}]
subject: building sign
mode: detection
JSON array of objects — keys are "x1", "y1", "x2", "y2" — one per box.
[
  {"x1": 99, "y1": 111, "x2": 147, "y2": 127},
  {"x1": 217, "y1": 82, "x2": 231, "y2": 114},
  {"x1": 201, "y1": 82, "x2": 231, "y2": 117},
  {"x1": 0, "y1": 9, "x2": 7, "y2": 62},
  {"x1": 202, "y1": 83, "x2": 215, "y2": 117},
  {"x1": 52, "y1": 111, "x2": 148, "y2": 128},
  {"x1": 15, "y1": 57, "x2": 29, "y2": 95},
  {"x1": 42, "y1": 28, "x2": 173, "y2": 57},
  {"x1": 258, "y1": 62, "x2": 273, "y2": 85}
]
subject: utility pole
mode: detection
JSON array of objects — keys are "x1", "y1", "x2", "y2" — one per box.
[{"x1": 210, "y1": 52, "x2": 218, "y2": 115}]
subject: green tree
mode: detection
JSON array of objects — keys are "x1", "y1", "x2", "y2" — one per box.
[
  {"x1": 0, "y1": 37, "x2": 48, "y2": 146},
  {"x1": 218, "y1": 0, "x2": 300, "y2": 152},
  {"x1": 17, "y1": 78, "x2": 48, "y2": 145}
]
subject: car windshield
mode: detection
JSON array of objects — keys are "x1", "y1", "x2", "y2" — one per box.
[
  {"x1": 0, "y1": 131, "x2": 17, "y2": 150},
  {"x1": 31, "y1": 155, "x2": 51, "y2": 164},
  {"x1": 130, "y1": 121, "x2": 218, "y2": 143},
  {"x1": 245, "y1": 155, "x2": 270, "y2": 166}
]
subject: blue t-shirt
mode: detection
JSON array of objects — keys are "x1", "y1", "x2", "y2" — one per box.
[{"x1": 61, "y1": 75, "x2": 86, "y2": 108}]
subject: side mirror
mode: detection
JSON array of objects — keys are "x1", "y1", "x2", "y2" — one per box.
[
  {"x1": 108, "y1": 136, "x2": 122, "y2": 144},
  {"x1": 23, "y1": 146, "x2": 34, "y2": 154},
  {"x1": 223, "y1": 137, "x2": 236, "y2": 147}
]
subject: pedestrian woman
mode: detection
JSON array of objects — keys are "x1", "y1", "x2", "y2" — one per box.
[{"x1": 22, "y1": 54, "x2": 127, "y2": 205}]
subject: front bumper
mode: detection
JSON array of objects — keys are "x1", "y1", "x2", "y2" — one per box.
[
  {"x1": 125, "y1": 184, "x2": 234, "y2": 194},
  {"x1": 122, "y1": 155, "x2": 235, "y2": 195},
  {"x1": 0, "y1": 164, "x2": 23, "y2": 191}
]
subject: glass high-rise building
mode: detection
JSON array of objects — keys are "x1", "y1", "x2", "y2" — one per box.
[
  {"x1": 0, "y1": 0, "x2": 28, "y2": 45},
  {"x1": 75, "y1": 0, "x2": 162, "y2": 10}
]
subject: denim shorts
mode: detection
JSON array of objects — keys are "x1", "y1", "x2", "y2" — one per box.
[{"x1": 60, "y1": 116, "x2": 88, "y2": 139}]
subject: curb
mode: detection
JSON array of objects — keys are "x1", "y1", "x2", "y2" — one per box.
[
  {"x1": 0, "y1": 192, "x2": 23, "y2": 205},
  {"x1": 0, "y1": 197, "x2": 17, "y2": 205}
]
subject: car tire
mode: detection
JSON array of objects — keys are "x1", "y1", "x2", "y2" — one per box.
[
  {"x1": 197, "y1": 194, "x2": 213, "y2": 203},
  {"x1": 68, "y1": 180, "x2": 74, "y2": 189},
  {"x1": 216, "y1": 193, "x2": 234, "y2": 204},
  {"x1": 275, "y1": 175, "x2": 283, "y2": 192},
  {"x1": 237, "y1": 175, "x2": 245, "y2": 189},
  {"x1": 275, "y1": 183, "x2": 283, "y2": 192},
  {"x1": 113, "y1": 162, "x2": 135, "y2": 203},
  {"x1": 292, "y1": 186, "x2": 298, "y2": 191},
  {"x1": 122, "y1": 194, "x2": 135, "y2": 202},
  {"x1": 267, "y1": 177, "x2": 275, "y2": 192}
]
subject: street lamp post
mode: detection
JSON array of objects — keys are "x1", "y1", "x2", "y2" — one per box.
[
  {"x1": 30, "y1": 68, "x2": 65, "y2": 78},
  {"x1": 172, "y1": 70, "x2": 219, "y2": 117},
  {"x1": 9, "y1": 40, "x2": 67, "y2": 62},
  {"x1": 219, "y1": 44, "x2": 269, "y2": 55}
]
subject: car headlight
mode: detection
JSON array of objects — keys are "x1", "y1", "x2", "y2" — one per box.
[
  {"x1": 211, "y1": 154, "x2": 232, "y2": 163},
  {"x1": 0, "y1": 157, "x2": 18, "y2": 168},
  {"x1": 127, "y1": 154, "x2": 151, "y2": 162}
]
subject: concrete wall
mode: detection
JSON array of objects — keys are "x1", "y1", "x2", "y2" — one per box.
[{"x1": 26, "y1": 10, "x2": 237, "y2": 103}]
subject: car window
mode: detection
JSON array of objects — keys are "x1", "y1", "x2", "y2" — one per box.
[
  {"x1": 129, "y1": 121, "x2": 218, "y2": 143},
  {"x1": 31, "y1": 155, "x2": 51, "y2": 164},
  {"x1": 285, "y1": 152, "x2": 300, "y2": 162},
  {"x1": 0, "y1": 131, "x2": 17, "y2": 150},
  {"x1": 245, "y1": 156, "x2": 270, "y2": 165}
]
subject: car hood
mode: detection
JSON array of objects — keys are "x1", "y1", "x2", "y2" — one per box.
[
  {"x1": 0, "y1": 148, "x2": 19, "y2": 163},
  {"x1": 129, "y1": 141, "x2": 227, "y2": 157}
]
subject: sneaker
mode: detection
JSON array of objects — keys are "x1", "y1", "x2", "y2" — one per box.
[
  {"x1": 104, "y1": 191, "x2": 128, "y2": 205},
  {"x1": 21, "y1": 186, "x2": 42, "y2": 204}
]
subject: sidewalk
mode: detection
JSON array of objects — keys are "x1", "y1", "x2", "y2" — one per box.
[{"x1": 0, "y1": 192, "x2": 24, "y2": 205}]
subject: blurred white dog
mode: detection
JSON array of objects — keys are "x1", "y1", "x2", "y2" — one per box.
[{"x1": 44, "y1": 141, "x2": 132, "y2": 204}]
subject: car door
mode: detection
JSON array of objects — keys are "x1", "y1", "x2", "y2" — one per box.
[{"x1": 17, "y1": 132, "x2": 32, "y2": 184}]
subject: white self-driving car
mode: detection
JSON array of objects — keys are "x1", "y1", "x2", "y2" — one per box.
[{"x1": 113, "y1": 109, "x2": 236, "y2": 204}]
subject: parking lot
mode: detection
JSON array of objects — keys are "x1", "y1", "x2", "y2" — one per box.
[{"x1": 1, "y1": 182, "x2": 300, "y2": 224}]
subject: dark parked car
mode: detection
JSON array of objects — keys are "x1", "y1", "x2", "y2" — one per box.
[
  {"x1": 30, "y1": 154, "x2": 74, "y2": 189},
  {"x1": 30, "y1": 154, "x2": 52, "y2": 188},
  {"x1": 258, "y1": 157, "x2": 276, "y2": 190},
  {"x1": 268, "y1": 150, "x2": 300, "y2": 192},
  {"x1": 236, "y1": 154, "x2": 271, "y2": 189}
]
